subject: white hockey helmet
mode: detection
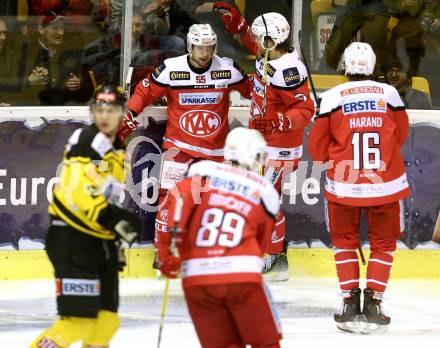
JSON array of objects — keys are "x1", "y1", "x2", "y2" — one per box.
[
  {"x1": 251, "y1": 12, "x2": 290, "y2": 48},
  {"x1": 187, "y1": 24, "x2": 217, "y2": 53},
  {"x1": 224, "y1": 127, "x2": 267, "y2": 172},
  {"x1": 343, "y1": 42, "x2": 376, "y2": 76}
]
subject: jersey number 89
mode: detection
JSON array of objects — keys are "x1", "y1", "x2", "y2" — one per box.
[{"x1": 196, "y1": 208, "x2": 245, "y2": 248}]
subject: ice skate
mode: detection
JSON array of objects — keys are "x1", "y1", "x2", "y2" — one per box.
[
  {"x1": 360, "y1": 288, "x2": 390, "y2": 334},
  {"x1": 334, "y1": 288, "x2": 362, "y2": 333},
  {"x1": 262, "y1": 252, "x2": 289, "y2": 281}
]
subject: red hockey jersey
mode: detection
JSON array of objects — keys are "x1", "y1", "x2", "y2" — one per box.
[
  {"x1": 250, "y1": 50, "x2": 315, "y2": 164},
  {"x1": 128, "y1": 54, "x2": 250, "y2": 159},
  {"x1": 308, "y1": 80, "x2": 410, "y2": 206},
  {"x1": 166, "y1": 161, "x2": 280, "y2": 288}
]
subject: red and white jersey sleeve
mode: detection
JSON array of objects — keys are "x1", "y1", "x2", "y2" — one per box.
[
  {"x1": 168, "y1": 161, "x2": 280, "y2": 288},
  {"x1": 308, "y1": 80, "x2": 410, "y2": 206},
  {"x1": 250, "y1": 50, "x2": 315, "y2": 163},
  {"x1": 128, "y1": 54, "x2": 250, "y2": 160}
]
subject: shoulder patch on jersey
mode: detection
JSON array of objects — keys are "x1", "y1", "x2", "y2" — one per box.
[
  {"x1": 282, "y1": 67, "x2": 301, "y2": 86},
  {"x1": 266, "y1": 63, "x2": 276, "y2": 77},
  {"x1": 211, "y1": 70, "x2": 232, "y2": 80},
  {"x1": 142, "y1": 78, "x2": 149, "y2": 87},
  {"x1": 169, "y1": 71, "x2": 190, "y2": 80},
  {"x1": 295, "y1": 93, "x2": 307, "y2": 101},
  {"x1": 152, "y1": 63, "x2": 166, "y2": 79},
  {"x1": 91, "y1": 132, "x2": 113, "y2": 159}
]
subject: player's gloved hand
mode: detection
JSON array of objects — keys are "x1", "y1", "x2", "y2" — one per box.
[
  {"x1": 104, "y1": 204, "x2": 143, "y2": 245},
  {"x1": 115, "y1": 239, "x2": 127, "y2": 271},
  {"x1": 117, "y1": 110, "x2": 139, "y2": 144},
  {"x1": 213, "y1": 2, "x2": 247, "y2": 34},
  {"x1": 249, "y1": 112, "x2": 293, "y2": 135},
  {"x1": 157, "y1": 232, "x2": 182, "y2": 279}
]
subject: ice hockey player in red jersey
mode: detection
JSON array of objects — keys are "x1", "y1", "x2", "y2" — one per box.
[
  {"x1": 118, "y1": 23, "x2": 250, "y2": 251},
  {"x1": 158, "y1": 127, "x2": 282, "y2": 348},
  {"x1": 308, "y1": 42, "x2": 410, "y2": 333},
  {"x1": 207, "y1": 5, "x2": 315, "y2": 280}
]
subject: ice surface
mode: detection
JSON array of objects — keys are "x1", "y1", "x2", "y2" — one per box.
[{"x1": 0, "y1": 278, "x2": 439, "y2": 348}]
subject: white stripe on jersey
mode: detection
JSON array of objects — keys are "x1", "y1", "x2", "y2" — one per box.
[
  {"x1": 163, "y1": 137, "x2": 224, "y2": 156},
  {"x1": 325, "y1": 172, "x2": 409, "y2": 199},
  {"x1": 182, "y1": 255, "x2": 263, "y2": 278}
]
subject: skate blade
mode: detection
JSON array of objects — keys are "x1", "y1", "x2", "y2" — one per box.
[
  {"x1": 336, "y1": 317, "x2": 363, "y2": 334},
  {"x1": 156, "y1": 270, "x2": 165, "y2": 280},
  {"x1": 359, "y1": 322, "x2": 389, "y2": 334},
  {"x1": 357, "y1": 315, "x2": 389, "y2": 334},
  {"x1": 263, "y1": 270, "x2": 289, "y2": 282}
]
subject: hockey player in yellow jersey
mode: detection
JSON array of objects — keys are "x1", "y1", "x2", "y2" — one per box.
[{"x1": 31, "y1": 85, "x2": 143, "y2": 348}]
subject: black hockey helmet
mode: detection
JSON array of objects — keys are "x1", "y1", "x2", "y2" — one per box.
[{"x1": 90, "y1": 85, "x2": 126, "y2": 107}]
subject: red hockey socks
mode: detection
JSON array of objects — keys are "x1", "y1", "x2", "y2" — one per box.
[
  {"x1": 266, "y1": 212, "x2": 286, "y2": 254},
  {"x1": 334, "y1": 249, "x2": 360, "y2": 298},
  {"x1": 366, "y1": 251, "x2": 394, "y2": 298}
]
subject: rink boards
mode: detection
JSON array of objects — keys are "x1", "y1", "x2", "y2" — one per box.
[{"x1": 1, "y1": 247, "x2": 440, "y2": 280}]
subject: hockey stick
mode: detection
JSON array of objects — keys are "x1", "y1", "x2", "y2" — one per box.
[
  {"x1": 261, "y1": 15, "x2": 270, "y2": 116},
  {"x1": 298, "y1": 30, "x2": 319, "y2": 114},
  {"x1": 156, "y1": 197, "x2": 183, "y2": 348},
  {"x1": 358, "y1": 247, "x2": 366, "y2": 266},
  {"x1": 156, "y1": 277, "x2": 170, "y2": 348}
]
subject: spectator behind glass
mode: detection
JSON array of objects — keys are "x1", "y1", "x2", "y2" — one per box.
[
  {"x1": 0, "y1": 18, "x2": 11, "y2": 106},
  {"x1": 29, "y1": 0, "x2": 109, "y2": 50},
  {"x1": 0, "y1": 17, "x2": 27, "y2": 106},
  {"x1": 384, "y1": 57, "x2": 432, "y2": 109},
  {"x1": 321, "y1": 0, "x2": 425, "y2": 77},
  {"x1": 131, "y1": 8, "x2": 182, "y2": 67},
  {"x1": 24, "y1": 13, "x2": 90, "y2": 105},
  {"x1": 142, "y1": 0, "x2": 195, "y2": 53}
]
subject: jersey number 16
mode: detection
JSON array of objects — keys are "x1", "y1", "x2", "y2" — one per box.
[{"x1": 351, "y1": 132, "x2": 381, "y2": 170}]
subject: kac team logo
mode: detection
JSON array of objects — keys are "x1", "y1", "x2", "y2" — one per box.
[{"x1": 179, "y1": 110, "x2": 221, "y2": 137}]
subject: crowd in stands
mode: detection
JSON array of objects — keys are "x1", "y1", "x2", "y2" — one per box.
[{"x1": 0, "y1": 0, "x2": 437, "y2": 108}]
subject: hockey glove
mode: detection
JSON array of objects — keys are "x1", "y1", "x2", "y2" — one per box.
[
  {"x1": 115, "y1": 239, "x2": 127, "y2": 271},
  {"x1": 117, "y1": 110, "x2": 139, "y2": 144},
  {"x1": 213, "y1": 2, "x2": 247, "y2": 34},
  {"x1": 157, "y1": 232, "x2": 182, "y2": 279},
  {"x1": 250, "y1": 112, "x2": 293, "y2": 135},
  {"x1": 99, "y1": 204, "x2": 143, "y2": 245}
]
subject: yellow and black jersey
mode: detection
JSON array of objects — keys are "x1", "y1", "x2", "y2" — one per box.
[{"x1": 49, "y1": 124, "x2": 127, "y2": 240}]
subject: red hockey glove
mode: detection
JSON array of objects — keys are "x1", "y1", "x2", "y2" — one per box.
[
  {"x1": 213, "y1": 2, "x2": 247, "y2": 34},
  {"x1": 250, "y1": 112, "x2": 293, "y2": 135},
  {"x1": 157, "y1": 232, "x2": 182, "y2": 279},
  {"x1": 159, "y1": 255, "x2": 181, "y2": 279},
  {"x1": 117, "y1": 111, "x2": 139, "y2": 144}
]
